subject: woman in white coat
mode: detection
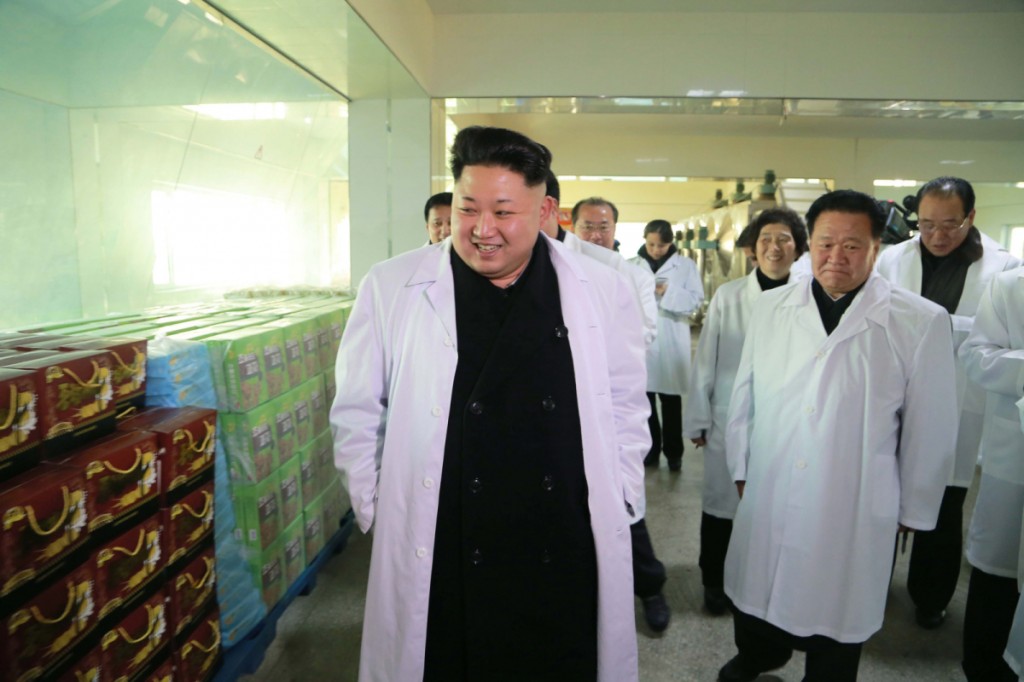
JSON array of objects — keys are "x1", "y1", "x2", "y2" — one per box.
[
  {"x1": 683, "y1": 207, "x2": 808, "y2": 615},
  {"x1": 630, "y1": 219, "x2": 704, "y2": 471},
  {"x1": 959, "y1": 266, "x2": 1024, "y2": 681}
]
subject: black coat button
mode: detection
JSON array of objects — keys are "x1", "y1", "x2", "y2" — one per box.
[
  {"x1": 554, "y1": 325, "x2": 569, "y2": 339},
  {"x1": 541, "y1": 550, "x2": 552, "y2": 565},
  {"x1": 471, "y1": 549, "x2": 483, "y2": 565},
  {"x1": 542, "y1": 475, "x2": 554, "y2": 492},
  {"x1": 541, "y1": 397, "x2": 556, "y2": 412},
  {"x1": 468, "y1": 401, "x2": 483, "y2": 415},
  {"x1": 470, "y1": 477, "x2": 482, "y2": 493}
]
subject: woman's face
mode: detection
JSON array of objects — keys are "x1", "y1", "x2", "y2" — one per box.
[
  {"x1": 645, "y1": 233, "x2": 671, "y2": 260},
  {"x1": 755, "y1": 222, "x2": 797, "y2": 280}
]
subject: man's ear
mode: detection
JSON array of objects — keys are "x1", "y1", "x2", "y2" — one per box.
[{"x1": 541, "y1": 194, "x2": 557, "y2": 222}]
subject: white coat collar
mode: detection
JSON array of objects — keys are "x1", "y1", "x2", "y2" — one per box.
[{"x1": 784, "y1": 273, "x2": 891, "y2": 347}]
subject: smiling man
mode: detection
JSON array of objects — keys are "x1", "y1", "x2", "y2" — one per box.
[
  {"x1": 717, "y1": 190, "x2": 959, "y2": 682},
  {"x1": 331, "y1": 126, "x2": 649, "y2": 681}
]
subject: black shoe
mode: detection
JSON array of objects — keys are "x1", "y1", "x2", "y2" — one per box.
[
  {"x1": 668, "y1": 459, "x2": 682, "y2": 472},
  {"x1": 704, "y1": 586, "x2": 730, "y2": 615},
  {"x1": 644, "y1": 455, "x2": 660, "y2": 468},
  {"x1": 642, "y1": 593, "x2": 671, "y2": 632},
  {"x1": 915, "y1": 606, "x2": 946, "y2": 629},
  {"x1": 717, "y1": 653, "x2": 790, "y2": 682}
]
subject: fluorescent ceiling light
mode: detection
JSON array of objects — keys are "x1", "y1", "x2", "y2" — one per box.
[
  {"x1": 785, "y1": 178, "x2": 807, "y2": 184},
  {"x1": 183, "y1": 102, "x2": 288, "y2": 121},
  {"x1": 556, "y1": 175, "x2": 578, "y2": 182},
  {"x1": 686, "y1": 89, "x2": 715, "y2": 97},
  {"x1": 873, "y1": 179, "x2": 919, "y2": 188},
  {"x1": 668, "y1": 177, "x2": 689, "y2": 182},
  {"x1": 578, "y1": 175, "x2": 667, "y2": 182},
  {"x1": 1016, "y1": 182, "x2": 1024, "y2": 189},
  {"x1": 204, "y1": 11, "x2": 222, "y2": 25}
]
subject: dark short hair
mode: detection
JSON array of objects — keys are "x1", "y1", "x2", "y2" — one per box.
[
  {"x1": 805, "y1": 190, "x2": 886, "y2": 239},
  {"x1": 916, "y1": 176, "x2": 975, "y2": 216},
  {"x1": 545, "y1": 171, "x2": 561, "y2": 203},
  {"x1": 748, "y1": 207, "x2": 809, "y2": 256},
  {"x1": 449, "y1": 126, "x2": 551, "y2": 187},
  {"x1": 423, "y1": 192, "x2": 452, "y2": 222},
  {"x1": 736, "y1": 223, "x2": 756, "y2": 249},
  {"x1": 571, "y1": 197, "x2": 619, "y2": 224},
  {"x1": 643, "y1": 219, "x2": 674, "y2": 244}
]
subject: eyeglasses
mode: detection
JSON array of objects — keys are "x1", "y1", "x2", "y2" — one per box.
[
  {"x1": 917, "y1": 217, "x2": 968, "y2": 234},
  {"x1": 578, "y1": 222, "x2": 612, "y2": 234}
]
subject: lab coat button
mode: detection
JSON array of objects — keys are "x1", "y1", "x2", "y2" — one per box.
[
  {"x1": 554, "y1": 325, "x2": 569, "y2": 339},
  {"x1": 470, "y1": 477, "x2": 482, "y2": 493},
  {"x1": 431, "y1": 406, "x2": 442, "y2": 417},
  {"x1": 796, "y1": 460, "x2": 807, "y2": 469},
  {"x1": 469, "y1": 401, "x2": 483, "y2": 415},
  {"x1": 416, "y1": 547, "x2": 427, "y2": 558},
  {"x1": 471, "y1": 549, "x2": 483, "y2": 565},
  {"x1": 423, "y1": 477, "x2": 434, "y2": 489},
  {"x1": 542, "y1": 474, "x2": 555, "y2": 491},
  {"x1": 541, "y1": 397, "x2": 556, "y2": 412},
  {"x1": 805, "y1": 406, "x2": 815, "y2": 415},
  {"x1": 541, "y1": 550, "x2": 552, "y2": 565},
  {"x1": 444, "y1": 337, "x2": 453, "y2": 347}
]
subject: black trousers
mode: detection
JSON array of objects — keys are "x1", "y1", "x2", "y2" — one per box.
[
  {"x1": 731, "y1": 608, "x2": 863, "y2": 682},
  {"x1": 645, "y1": 392, "x2": 682, "y2": 465},
  {"x1": 630, "y1": 518, "x2": 667, "y2": 598},
  {"x1": 962, "y1": 567, "x2": 1020, "y2": 682},
  {"x1": 699, "y1": 512, "x2": 733, "y2": 590},
  {"x1": 908, "y1": 485, "x2": 968, "y2": 613}
]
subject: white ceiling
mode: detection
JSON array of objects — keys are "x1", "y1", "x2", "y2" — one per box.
[{"x1": 425, "y1": 0, "x2": 1024, "y2": 14}]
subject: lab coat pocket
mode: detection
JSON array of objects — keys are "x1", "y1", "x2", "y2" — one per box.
[{"x1": 982, "y1": 414, "x2": 1024, "y2": 485}]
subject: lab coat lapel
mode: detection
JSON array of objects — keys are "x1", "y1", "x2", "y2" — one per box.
[
  {"x1": 823, "y1": 274, "x2": 890, "y2": 350},
  {"x1": 411, "y1": 240, "x2": 457, "y2": 345},
  {"x1": 787, "y1": 279, "x2": 829, "y2": 343},
  {"x1": 897, "y1": 237, "x2": 924, "y2": 293}
]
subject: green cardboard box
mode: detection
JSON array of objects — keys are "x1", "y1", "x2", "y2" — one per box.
[
  {"x1": 205, "y1": 326, "x2": 287, "y2": 412},
  {"x1": 221, "y1": 402, "x2": 279, "y2": 484},
  {"x1": 270, "y1": 392, "x2": 298, "y2": 466},
  {"x1": 308, "y1": 374, "x2": 327, "y2": 435},
  {"x1": 278, "y1": 455, "x2": 303, "y2": 529},
  {"x1": 291, "y1": 385, "x2": 313, "y2": 449},
  {"x1": 302, "y1": 498, "x2": 326, "y2": 563},
  {"x1": 310, "y1": 429, "x2": 335, "y2": 496},
  {"x1": 319, "y1": 475, "x2": 347, "y2": 538},
  {"x1": 233, "y1": 471, "x2": 282, "y2": 551},
  {"x1": 298, "y1": 438, "x2": 322, "y2": 505},
  {"x1": 245, "y1": 543, "x2": 284, "y2": 610},
  {"x1": 262, "y1": 319, "x2": 305, "y2": 390},
  {"x1": 280, "y1": 517, "x2": 306, "y2": 589}
]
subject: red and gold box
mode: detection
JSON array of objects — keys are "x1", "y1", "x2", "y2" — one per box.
[
  {"x1": 6, "y1": 350, "x2": 117, "y2": 457},
  {"x1": 0, "y1": 368, "x2": 43, "y2": 483},
  {"x1": 1, "y1": 465, "x2": 89, "y2": 598},
  {"x1": 167, "y1": 545, "x2": 216, "y2": 637},
  {"x1": 163, "y1": 480, "x2": 214, "y2": 566},
  {"x1": 93, "y1": 516, "x2": 164, "y2": 620},
  {"x1": 55, "y1": 643, "x2": 103, "y2": 682},
  {"x1": 101, "y1": 589, "x2": 170, "y2": 682},
  {"x1": 175, "y1": 607, "x2": 221, "y2": 682},
  {"x1": 3, "y1": 562, "x2": 97, "y2": 681},
  {"x1": 119, "y1": 407, "x2": 216, "y2": 501},
  {"x1": 146, "y1": 654, "x2": 174, "y2": 682},
  {"x1": 59, "y1": 338, "x2": 148, "y2": 414},
  {"x1": 47, "y1": 430, "x2": 160, "y2": 534}
]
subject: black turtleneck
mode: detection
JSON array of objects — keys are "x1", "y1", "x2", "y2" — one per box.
[
  {"x1": 756, "y1": 269, "x2": 789, "y2": 292},
  {"x1": 920, "y1": 226, "x2": 984, "y2": 315},
  {"x1": 812, "y1": 278, "x2": 866, "y2": 336},
  {"x1": 637, "y1": 243, "x2": 677, "y2": 273},
  {"x1": 556, "y1": 226, "x2": 567, "y2": 242}
]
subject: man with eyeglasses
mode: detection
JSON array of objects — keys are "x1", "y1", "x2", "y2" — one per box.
[
  {"x1": 876, "y1": 177, "x2": 1021, "y2": 631},
  {"x1": 573, "y1": 197, "x2": 620, "y2": 251}
]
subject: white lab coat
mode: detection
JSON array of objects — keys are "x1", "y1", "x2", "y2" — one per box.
[
  {"x1": 330, "y1": 235, "x2": 650, "y2": 682},
  {"x1": 564, "y1": 231, "x2": 658, "y2": 347},
  {"x1": 724, "y1": 274, "x2": 957, "y2": 643},
  {"x1": 628, "y1": 252, "x2": 704, "y2": 395},
  {"x1": 1001, "y1": 395, "x2": 1024, "y2": 677},
  {"x1": 563, "y1": 230, "x2": 657, "y2": 520},
  {"x1": 875, "y1": 232, "x2": 1021, "y2": 486},
  {"x1": 683, "y1": 270, "x2": 760, "y2": 519},
  {"x1": 959, "y1": 267, "x2": 1024, "y2": 579}
]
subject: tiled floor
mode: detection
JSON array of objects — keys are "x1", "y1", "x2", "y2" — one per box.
[{"x1": 242, "y1": 445, "x2": 977, "y2": 681}]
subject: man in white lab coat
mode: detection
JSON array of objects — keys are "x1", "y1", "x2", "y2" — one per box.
[
  {"x1": 719, "y1": 190, "x2": 958, "y2": 682},
  {"x1": 875, "y1": 176, "x2": 1021, "y2": 629},
  {"x1": 959, "y1": 266, "x2": 1024, "y2": 681},
  {"x1": 540, "y1": 173, "x2": 670, "y2": 632},
  {"x1": 331, "y1": 126, "x2": 650, "y2": 681},
  {"x1": 424, "y1": 191, "x2": 453, "y2": 245}
]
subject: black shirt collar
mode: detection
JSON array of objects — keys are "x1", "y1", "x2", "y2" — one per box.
[
  {"x1": 811, "y1": 277, "x2": 867, "y2": 336},
  {"x1": 755, "y1": 268, "x2": 789, "y2": 291}
]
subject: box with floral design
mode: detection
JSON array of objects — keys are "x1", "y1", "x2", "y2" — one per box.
[
  {"x1": 174, "y1": 605, "x2": 221, "y2": 682},
  {"x1": 166, "y1": 544, "x2": 215, "y2": 638},
  {"x1": 91, "y1": 515, "x2": 164, "y2": 623},
  {"x1": 100, "y1": 588, "x2": 170, "y2": 682},
  {"x1": 0, "y1": 367, "x2": 42, "y2": 483},
  {"x1": 6, "y1": 350, "x2": 117, "y2": 456},
  {"x1": 220, "y1": 403, "x2": 278, "y2": 485},
  {"x1": 232, "y1": 472, "x2": 281, "y2": 551},
  {"x1": 204, "y1": 327, "x2": 287, "y2": 412},
  {"x1": 162, "y1": 480, "x2": 214, "y2": 567},
  {"x1": 0, "y1": 464, "x2": 89, "y2": 599},
  {"x1": 46, "y1": 430, "x2": 159, "y2": 534},
  {"x1": 118, "y1": 407, "x2": 217, "y2": 502},
  {"x1": 54, "y1": 642, "x2": 103, "y2": 682},
  {"x1": 3, "y1": 561, "x2": 97, "y2": 682},
  {"x1": 58, "y1": 337, "x2": 148, "y2": 413}
]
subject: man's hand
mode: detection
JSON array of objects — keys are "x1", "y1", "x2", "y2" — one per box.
[
  {"x1": 690, "y1": 432, "x2": 706, "y2": 447},
  {"x1": 736, "y1": 481, "x2": 745, "y2": 498},
  {"x1": 655, "y1": 282, "x2": 668, "y2": 297}
]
